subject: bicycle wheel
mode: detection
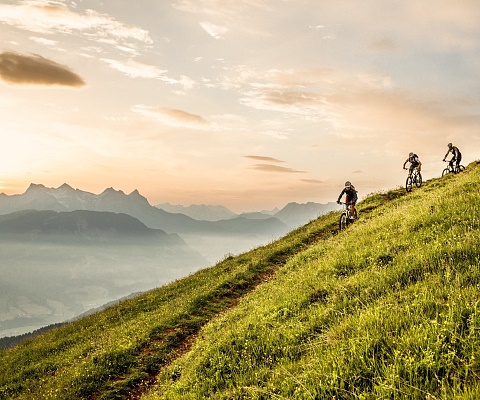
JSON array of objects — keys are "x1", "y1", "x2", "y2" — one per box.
[
  {"x1": 339, "y1": 213, "x2": 348, "y2": 230},
  {"x1": 405, "y1": 176, "x2": 413, "y2": 192},
  {"x1": 442, "y1": 168, "x2": 450, "y2": 177},
  {"x1": 415, "y1": 172, "x2": 422, "y2": 188},
  {"x1": 455, "y1": 165, "x2": 465, "y2": 173}
]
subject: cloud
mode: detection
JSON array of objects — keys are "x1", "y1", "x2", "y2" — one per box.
[
  {"x1": 0, "y1": 1, "x2": 152, "y2": 43},
  {"x1": 300, "y1": 179, "x2": 323, "y2": 184},
  {"x1": 131, "y1": 105, "x2": 210, "y2": 129},
  {"x1": 200, "y1": 21, "x2": 228, "y2": 39},
  {"x1": 0, "y1": 51, "x2": 85, "y2": 87},
  {"x1": 29, "y1": 36, "x2": 58, "y2": 46},
  {"x1": 243, "y1": 155, "x2": 284, "y2": 163},
  {"x1": 101, "y1": 58, "x2": 195, "y2": 90},
  {"x1": 224, "y1": 65, "x2": 476, "y2": 142},
  {"x1": 251, "y1": 164, "x2": 306, "y2": 173},
  {"x1": 173, "y1": 0, "x2": 268, "y2": 20},
  {"x1": 102, "y1": 58, "x2": 167, "y2": 79}
]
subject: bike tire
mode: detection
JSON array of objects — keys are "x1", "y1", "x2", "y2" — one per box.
[
  {"x1": 442, "y1": 168, "x2": 450, "y2": 177},
  {"x1": 405, "y1": 176, "x2": 413, "y2": 192},
  {"x1": 456, "y1": 165, "x2": 465, "y2": 173},
  {"x1": 339, "y1": 213, "x2": 348, "y2": 230},
  {"x1": 415, "y1": 172, "x2": 422, "y2": 188}
]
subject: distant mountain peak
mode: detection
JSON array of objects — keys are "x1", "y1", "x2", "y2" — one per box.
[
  {"x1": 101, "y1": 187, "x2": 125, "y2": 196},
  {"x1": 26, "y1": 183, "x2": 46, "y2": 192},
  {"x1": 58, "y1": 183, "x2": 74, "y2": 190}
]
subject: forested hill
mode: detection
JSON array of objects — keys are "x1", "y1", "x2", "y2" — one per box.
[{"x1": 1, "y1": 161, "x2": 479, "y2": 400}]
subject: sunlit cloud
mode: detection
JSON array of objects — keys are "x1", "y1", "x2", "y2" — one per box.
[
  {"x1": 223, "y1": 65, "x2": 476, "y2": 144},
  {"x1": 173, "y1": 0, "x2": 269, "y2": 20},
  {"x1": 243, "y1": 155, "x2": 284, "y2": 163},
  {"x1": 102, "y1": 58, "x2": 167, "y2": 79},
  {"x1": 115, "y1": 45, "x2": 139, "y2": 56},
  {"x1": 29, "y1": 36, "x2": 58, "y2": 46},
  {"x1": 251, "y1": 164, "x2": 306, "y2": 174},
  {"x1": 102, "y1": 58, "x2": 196, "y2": 90},
  {"x1": 200, "y1": 21, "x2": 228, "y2": 39},
  {"x1": 0, "y1": 1, "x2": 152, "y2": 43},
  {"x1": 131, "y1": 105, "x2": 210, "y2": 129},
  {"x1": 0, "y1": 51, "x2": 85, "y2": 87}
]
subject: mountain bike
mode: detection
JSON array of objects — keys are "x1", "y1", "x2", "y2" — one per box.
[
  {"x1": 338, "y1": 202, "x2": 357, "y2": 230},
  {"x1": 442, "y1": 159, "x2": 465, "y2": 177},
  {"x1": 404, "y1": 167, "x2": 422, "y2": 192}
]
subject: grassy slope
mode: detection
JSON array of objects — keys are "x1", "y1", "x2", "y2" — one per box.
[{"x1": 1, "y1": 162, "x2": 479, "y2": 399}]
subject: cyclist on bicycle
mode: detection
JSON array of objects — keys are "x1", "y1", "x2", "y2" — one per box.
[
  {"x1": 337, "y1": 181, "x2": 358, "y2": 219},
  {"x1": 443, "y1": 143, "x2": 462, "y2": 170},
  {"x1": 403, "y1": 152, "x2": 422, "y2": 174}
]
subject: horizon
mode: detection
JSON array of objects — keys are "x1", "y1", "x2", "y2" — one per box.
[
  {"x1": 1, "y1": 1, "x2": 479, "y2": 212},
  {"x1": 1, "y1": 181, "x2": 340, "y2": 214}
]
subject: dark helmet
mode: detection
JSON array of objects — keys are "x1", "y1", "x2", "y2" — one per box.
[
  {"x1": 448, "y1": 143, "x2": 453, "y2": 148},
  {"x1": 409, "y1": 152, "x2": 414, "y2": 157}
]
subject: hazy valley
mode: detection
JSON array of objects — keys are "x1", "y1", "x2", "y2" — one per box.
[{"x1": 0, "y1": 184, "x2": 338, "y2": 339}]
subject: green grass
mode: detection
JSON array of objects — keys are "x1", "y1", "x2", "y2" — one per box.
[{"x1": 1, "y1": 161, "x2": 479, "y2": 399}]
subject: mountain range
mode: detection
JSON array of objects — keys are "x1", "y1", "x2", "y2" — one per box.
[
  {"x1": 0, "y1": 183, "x2": 291, "y2": 236},
  {"x1": 156, "y1": 201, "x2": 339, "y2": 228}
]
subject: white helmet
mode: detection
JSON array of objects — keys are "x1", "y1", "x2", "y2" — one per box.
[
  {"x1": 345, "y1": 181, "x2": 352, "y2": 188},
  {"x1": 409, "y1": 152, "x2": 414, "y2": 157}
]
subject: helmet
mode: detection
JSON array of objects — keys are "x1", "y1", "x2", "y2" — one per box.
[
  {"x1": 345, "y1": 181, "x2": 351, "y2": 188},
  {"x1": 409, "y1": 152, "x2": 414, "y2": 157},
  {"x1": 448, "y1": 143, "x2": 452, "y2": 148}
]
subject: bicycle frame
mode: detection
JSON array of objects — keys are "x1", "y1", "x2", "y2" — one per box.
[
  {"x1": 442, "y1": 159, "x2": 465, "y2": 176},
  {"x1": 405, "y1": 167, "x2": 422, "y2": 192},
  {"x1": 338, "y1": 202, "x2": 357, "y2": 230}
]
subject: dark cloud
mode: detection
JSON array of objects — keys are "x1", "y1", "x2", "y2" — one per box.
[
  {"x1": 300, "y1": 179, "x2": 323, "y2": 184},
  {"x1": 251, "y1": 164, "x2": 306, "y2": 173},
  {"x1": 243, "y1": 155, "x2": 284, "y2": 163},
  {"x1": 158, "y1": 107, "x2": 209, "y2": 126},
  {"x1": 0, "y1": 52, "x2": 85, "y2": 87}
]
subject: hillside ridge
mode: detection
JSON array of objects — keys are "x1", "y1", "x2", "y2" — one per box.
[{"x1": 1, "y1": 161, "x2": 479, "y2": 399}]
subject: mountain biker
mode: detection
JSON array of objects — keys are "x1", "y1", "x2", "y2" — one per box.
[
  {"x1": 403, "y1": 152, "x2": 422, "y2": 174},
  {"x1": 337, "y1": 181, "x2": 357, "y2": 219},
  {"x1": 443, "y1": 143, "x2": 462, "y2": 170}
]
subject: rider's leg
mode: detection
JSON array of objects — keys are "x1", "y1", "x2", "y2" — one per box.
[{"x1": 346, "y1": 195, "x2": 354, "y2": 218}]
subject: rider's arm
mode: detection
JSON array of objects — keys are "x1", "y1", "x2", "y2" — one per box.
[
  {"x1": 337, "y1": 189, "x2": 345, "y2": 203},
  {"x1": 402, "y1": 160, "x2": 407, "y2": 169}
]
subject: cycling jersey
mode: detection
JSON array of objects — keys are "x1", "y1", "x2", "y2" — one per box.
[
  {"x1": 405, "y1": 155, "x2": 420, "y2": 166},
  {"x1": 338, "y1": 187, "x2": 358, "y2": 204},
  {"x1": 447, "y1": 146, "x2": 461, "y2": 159}
]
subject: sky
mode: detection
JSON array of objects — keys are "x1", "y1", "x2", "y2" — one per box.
[{"x1": 0, "y1": 0, "x2": 479, "y2": 212}]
